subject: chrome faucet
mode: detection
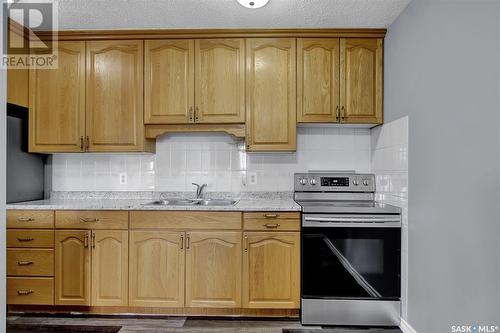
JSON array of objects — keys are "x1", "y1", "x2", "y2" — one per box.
[{"x1": 192, "y1": 183, "x2": 207, "y2": 199}]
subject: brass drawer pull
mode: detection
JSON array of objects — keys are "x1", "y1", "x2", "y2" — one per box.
[
  {"x1": 80, "y1": 217, "x2": 100, "y2": 223},
  {"x1": 264, "y1": 223, "x2": 280, "y2": 229},
  {"x1": 17, "y1": 237, "x2": 34, "y2": 242},
  {"x1": 17, "y1": 261, "x2": 34, "y2": 266},
  {"x1": 17, "y1": 289, "x2": 34, "y2": 296},
  {"x1": 264, "y1": 214, "x2": 279, "y2": 219},
  {"x1": 17, "y1": 217, "x2": 35, "y2": 222}
]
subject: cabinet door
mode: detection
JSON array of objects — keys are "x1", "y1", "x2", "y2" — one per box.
[
  {"x1": 297, "y1": 38, "x2": 340, "y2": 123},
  {"x1": 86, "y1": 40, "x2": 144, "y2": 151},
  {"x1": 242, "y1": 232, "x2": 300, "y2": 309},
  {"x1": 185, "y1": 231, "x2": 241, "y2": 308},
  {"x1": 55, "y1": 230, "x2": 91, "y2": 305},
  {"x1": 91, "y1": 230, "x2": 128, "y2": 306},
  {"x1": 29, "y1": 41, "x2": 86, "y2": 153},
  {"x1": 145, "y1": 40, "x2": 194, "y2": 124},
  {"x1": 129, "y1": 231, "x2": 185, "y2": 307},
  {"x1": 246, "y1": 38, "x2": 296, "y2": 151},
  {"x1": 195, "y1": 39, "x2": 245, "y2": 123},
  {"x1": 340, "y1": 38, "x2": 383, "y2": 124}
]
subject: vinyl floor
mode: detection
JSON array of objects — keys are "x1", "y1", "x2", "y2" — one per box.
[{"x1": 7, "y1": 314, "x2": 403, "y2": 333}]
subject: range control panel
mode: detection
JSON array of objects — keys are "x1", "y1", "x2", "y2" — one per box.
[{"x1": 294, "y1": 173, "x2": 376, "y2": 192}]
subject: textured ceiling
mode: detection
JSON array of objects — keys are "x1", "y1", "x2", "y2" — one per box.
[{"x1": 51, "y1": 0, "x2": 412, "y2": 30}]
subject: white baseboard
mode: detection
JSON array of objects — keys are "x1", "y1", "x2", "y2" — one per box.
[{"x1": 400, "y1": 319, "x2": 418, "y2": 333}]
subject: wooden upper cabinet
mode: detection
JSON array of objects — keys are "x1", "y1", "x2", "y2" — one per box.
[
  {"x1": 340, "y1": 38, "x2": 383, "y2": 124},
  {"x1": 246, "y1": 38, "x2": 296, "y2": 151},
  {"x1": 91, "y1": 230, "x2": 128, "y2": 306},
  {"x1": 7, "y1": 25, "x2": 28, "y2": 108},
  {"x1": 243, "y1": 232, "x2": 300, "y2": 309},
  {"x1": 195, "y1": 39, "x2": 245, "y2": 124},
  {"x1": 297, "y1": 38, "x2": 340, "y2": 123},
  {"x1": 129, "y1": 231, "x2": 185, "y2": 308},
  {"x1": 55, "y1": 230, "x2": 91, "y2": 306},
  {"x1": 185, "y1": 231, "x2": 242, "y2": 308},
  {"x1": 8, "y1": 68, "x2": 29, "y2": 108},
  {"x1": 29, "y1": 41, "x2": 86, "y2": 153},
  {"x1": 145, "y1": 40, "x2": 194, "y2": 124},
  {"x1": 86, "y1": 40, "x2": 145, "y2": 151}
]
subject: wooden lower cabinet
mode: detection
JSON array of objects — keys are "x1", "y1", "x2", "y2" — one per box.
[
  {"x1": 129, "y1": 231, "x2": 185, "y2": 307},
  {"x1": 55, "y1": 230, "x2": 91, "y2": 306},
  {"x1": 92, "y1": 230, "x2": 129, "y2": 306},
  {"x1": 242, "y1": 232, "x2": 300, "y2": 309},
  {"x1": 55, "y1": 230, "x2": 129, "y2": 306},
  {"x1": 8, "y1": 209, "x2": 301, "y2": 314},
  {"x1": 185, "y1": 231, "x2": 242, "y2": 308}
]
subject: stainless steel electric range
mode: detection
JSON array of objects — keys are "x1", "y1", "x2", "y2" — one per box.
[{"x1": 294, "y1": 172, "x2": 402, "y2": 327}]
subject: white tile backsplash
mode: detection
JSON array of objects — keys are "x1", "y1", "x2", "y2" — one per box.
[
  {"x1": 51, "y1": 127, "x2": 372, "y2": 192},
  {"x1": 370, "y1": 116, "x2": 409, "y2": 319}
]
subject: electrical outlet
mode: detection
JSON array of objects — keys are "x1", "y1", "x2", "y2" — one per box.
[
  {"x1": 119, "y1": 173, "x2": 127, "y2": 185},
  {"x1": 248, "y1": 172, "x2": 257, "y2": 185}
]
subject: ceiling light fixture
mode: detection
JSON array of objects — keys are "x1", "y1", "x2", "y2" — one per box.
[{"x1": 237, "y1": 0, "x2": 270, "y2": 9}]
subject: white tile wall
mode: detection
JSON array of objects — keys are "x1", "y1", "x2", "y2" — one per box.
[
  {"x1": 370, "y1": 116, "x2": 409, "y2": 319},
  {"x1": 51, "y1": 127, "x2": 372, "y2": 192}
]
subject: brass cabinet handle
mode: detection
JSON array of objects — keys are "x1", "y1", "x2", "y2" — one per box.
[
  {"x1": 180, "y1": 235, "x2": 184, "y2": 250},
  {"x1": 264, "y1": 214, "x2": 279, "y2": 219},
  {"x1": 186, "y1": 234, "x2": 190, "y2": 250},
  {"x1": 188, "y1": 106, "x2": 194, "y2": 122},
  {"x1": 86, "y1": 136, "x2": 90, "y2": 150},
  {"x1": 341, "y1": 106, "x2": 345, "y2": 121},
  {"x1": 91, "y1": 232, "x2": 96, "y2": 249},
  {"x1": 17, "y1": 237, "x2": 34, "y2": 242},
  {"x1": 80, "y1": 217, "x2": 100, "y2": 223},
  {"x1": 17, "y1": 261, "x2": 34, "y2": 266},
  {"x1": 80, "y1": 136, "x2": 84, "y2": 151},
  {"x1": 17, "y1": 217, "x2": 35, "y2": 222},
  {"x1": 244, "y1": 235, "x2": 248, "y2": 252},
  {"x1": 264, "y1": 223, "x2": 280, "y2": 229},
  {"x1": 84, "y1": 232, "x2": 89, "y2": 248},
  {"x1": 195, "y1": 106, "x2": 200, "y2": 122},
  {"x1": 335, "y1": 106, "x2": 340, "y2": 121},
  {"x1": 17, "y1": 289, "x2": 34, "y2": 296}
]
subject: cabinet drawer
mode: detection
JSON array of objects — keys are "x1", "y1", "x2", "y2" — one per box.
[
  {"x1": 7, "y1": 249, "x2": 54, "y2": 277},
  {"x1": 243, "y1": 212, "x2": 300, "y2": 231},
  {"x1": 243, "y1": 212, "x2": 300, "y2": 221},
  {"x1": 7, "y1": 230, "x2": 54, "y2": 248},
  {"x1": 7, "y1": 210, "x2": 54, "y2": 229},
  {"x1": 7, "y1": 277, "x2": 54, "y2": 305},
  {"x1": 243, "y1": 219, "x2": 300, "y2": 231},
  {"x1": 55, "y1": 211, "x2": 128, "y2": 230},
  {"x1": 130, "y1": 211, "x2": 242, "y2": 230}
]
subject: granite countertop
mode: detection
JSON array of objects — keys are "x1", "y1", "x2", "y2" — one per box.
[{"x1": 6, "y1": 191, "x2": 302, "y2": 212}]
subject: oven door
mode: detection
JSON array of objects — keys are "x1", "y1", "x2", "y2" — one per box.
[{"x1": 301, "y1": 214, "x2": 401, "y2": 300}]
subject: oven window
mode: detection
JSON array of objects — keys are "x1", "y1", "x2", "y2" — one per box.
[{"x1": 302, "y1": 227, "x2": 401, "y2": 299}]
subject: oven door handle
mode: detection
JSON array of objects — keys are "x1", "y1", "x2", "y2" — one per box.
[{"x1": 303, "y1": 216, "x2": 401, "y2": 227}]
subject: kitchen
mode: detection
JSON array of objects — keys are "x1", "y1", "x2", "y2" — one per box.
[{"x1": 1, "y1": 0, "x2": 499, "y2": 332}]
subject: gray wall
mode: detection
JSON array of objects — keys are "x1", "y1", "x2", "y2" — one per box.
[
  {"x1": 1, "y1": 1, "x2": 7, "y2": 329},
  {"x1": 385, "y1": 0, "x2": 500, "y2": 332}
]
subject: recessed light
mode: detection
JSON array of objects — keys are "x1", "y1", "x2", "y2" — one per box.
[{"x1": 237, "y1": 0, "x2": 270, "y2": 9}]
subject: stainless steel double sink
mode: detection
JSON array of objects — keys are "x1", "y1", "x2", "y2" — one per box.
[{"x1": 143, "y1": 198, "x2": 238, "y2": 207}]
